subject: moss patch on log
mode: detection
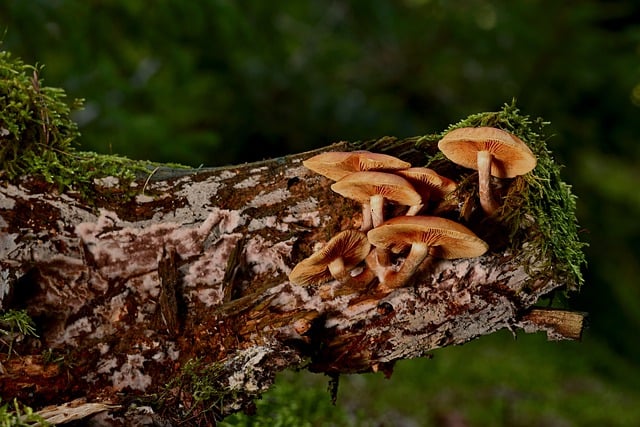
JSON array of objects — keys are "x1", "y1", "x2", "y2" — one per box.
[
  {"x1": 421, "y1": 102, "x2": 586, "y2": 290},
  {"x1": 0, "y1": 50, "x2": 187, "y2": 202}
]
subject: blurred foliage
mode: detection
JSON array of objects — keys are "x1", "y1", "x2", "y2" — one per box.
[
  {"x1": 1, "y1": 0, "x2": 639, "y2": 422},
  {"x1": 0, "y1": 50, "x2": 185, "y2": 200},
  {"x1": 225, "y1": 332, "x2": 640, "y2": 426},
  {"x1": 0, "y1": 398, "x2": 49, "y2": 427}
]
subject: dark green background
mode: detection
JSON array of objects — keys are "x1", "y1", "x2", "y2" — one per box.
[{"x1": 2, "y1": 1, "x2": 639, "y2": 425}]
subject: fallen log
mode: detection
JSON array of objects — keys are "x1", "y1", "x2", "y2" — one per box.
[{"x1": 0, "y1": 102, "x2": 586, "y2": 425}]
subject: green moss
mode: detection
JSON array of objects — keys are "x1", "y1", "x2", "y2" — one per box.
[
  {"x1": 0, "y1": 309, "x2": 38, "y2": 360},
  {"x1": 417, "y1": 101, "x2": 586, "y2": 290},
  {"x1": 153, "y1": 357, "x2": 244, "y2": 424},
  {"x1": 0, "y1": 50, "x2": 188, "y2": 201},
  {"x1": 0, "y1": 398, "x2": 49, "y2": 426},
  {"x1": 0, "y1": 49, "x2": 89, "y2": 186},
  {"x1": 220, "y1": 372, "x2": 352, "y2": 427}
]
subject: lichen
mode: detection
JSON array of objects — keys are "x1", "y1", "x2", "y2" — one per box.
[
  {"x1": 154, "y1": 347, "x2": 275, "y2": 423},
  {"x1": 112, "y1": 354, "x2": 152, "y2": 392}
]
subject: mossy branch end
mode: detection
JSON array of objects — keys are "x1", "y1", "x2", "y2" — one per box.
[
  {"x1": 0, "y1": 50, "x2": 188, "y2": 202},
  {"x1": 0, "y1": 52, "x2": 587, "y2": 424},
  {"x1": 357, "y1": 101, "x2": 586, "y2": 292},
  {"x1": 433, "y1": 101, "x2": 586, "y2": 291}
]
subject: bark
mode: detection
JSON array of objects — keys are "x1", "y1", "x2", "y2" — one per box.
[{"x1": 0, "y1": 139, "x2": 584, "y2": 425}]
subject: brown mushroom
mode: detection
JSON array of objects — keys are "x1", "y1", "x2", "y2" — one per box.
[
  {"x1": 367, "y1": 215, "x2": 488, "y2": 290},
  {"x1": 437, "y1": 127, "x2": 536, "y2": 215},
  {"x1": 303, "y1": 151, "x2": 412, "y2": 230},
  {"x1": 302, "y1": 151, "x2": 357, "y2": 181},
  {"x1": 303, "y1": 150, "x2": 411, "y2": 182},
  {"x1": 288, "y1": 230, "x2": 373, "y2": 287},
  {"x1": 353, "y1": 151, "x2": 411, "y2": 173},
  {"x1": 395, "y1": 167, "x2": 457, "y2": 215},
  {"x1": 331, "y1": 171, "x2": 422, "y2": 230}
]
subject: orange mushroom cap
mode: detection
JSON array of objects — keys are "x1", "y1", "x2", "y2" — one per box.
[
  {"x1": 288, "y1": 230, "x2": 371, "y2": 286},
  {"x1": 438, "y1": 127, "x2": 537, "y2": 178},
  {"x1": 367, "y1": 215, "x2": 488, "y2": 259},
  {"x1": 302, "y1": 151, "x2": 356, "y2": 181},
  {"x1": 303, "y1": 151, "x2": 411, "y2": 181},
  {"x1": 395, "y1": 167, "x2": 457, "y2": 200},
  {"x1": 330, "y1": 171, "x2": 421, "y2": 206},
  {"x1": 352, "y1": 151, "x2": 411, "y2": 173}
]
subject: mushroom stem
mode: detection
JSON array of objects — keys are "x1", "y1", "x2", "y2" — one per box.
[
  {"x1": 477, "y1": 150, "x2": 500, "y2": 215},
  {"x1": 375, "y1": 247, "x2": 390, "y2": 269},
  {"x1": 368, "y1": 194, "x2": 391, "y2": 267},
  {"x1": 360, "y1": 202, "x2": 373, "y2": 231},
  {"x1": 346, "y1": 266, "x2": 376, "y2": 289},
  {"x1": 380, "y1": 243, "x2": 431, "y2": 291},
  {"x1": 405, "y1": 203, "x2": 424, "y2": 216},
  {"x1": 328, "y1": 257, "x2": 349, "y2": 283},
  {"x1": 328, "y1": 257, "x2": 376, "y2": 289},
  {"x1": 370, "y1": 194, "x2": 385, "y2": 227},
  {"x1": 318, "y1": 266, "x2": 376, "y2": 298},
  {"x1": 365, "y1": 248, "x2": 387, "y2": 282}
]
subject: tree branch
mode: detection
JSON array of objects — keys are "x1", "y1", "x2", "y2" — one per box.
[{"x1": 0, "y1": 131, "x2": 585, "y2": 424}]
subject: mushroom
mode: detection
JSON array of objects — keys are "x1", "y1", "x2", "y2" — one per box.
[
  {"x1": 394, "y1": 167, "x2": 457, "y2": 215},
  {"x1": 288, "y1": 230, "x2": 373, "y2": 287},
  {"x1": 353, "y1": 150, "x2": 411, "y2": 173},
  {"x1": 302, "y1": 151, "x2": 357, "y2": 181},
  {"x1": 331, "y1": 171, "x2": 422, "y2": 230},
  {"x1": 303, "y1": 151, "x2": 412, "y2": 230},
  {"x1": 303, "y1": 150, "x2": 411, "y2": 181},
  {"x1": 437, "y1": 127, "x2": 537, "y2": 215},
  {"x1": 367, "y1": 215, "x2": 488, "y2": 290}
]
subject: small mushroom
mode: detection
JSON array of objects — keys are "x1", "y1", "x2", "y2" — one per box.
[
  {"x1": 437, "y1": 127, "x2": 537, "y2": 215},
  {"x1": 395, "y1": 167, "x2": 457, "y2": 215},
  {"x1": 331, "y1": 171, "x2": 422, "y2": 230},
  {"x1": 288, "y1": 230, "x2": 373, "y2": 287},
  {"x1": 302, "y1": 151, "x2": 358, "y2": 181},
  {"x1": 353, "y1": 151, "x2": 411, "y2": 173},
  {"x1": 303, "y1": 150, "x2": 411, "y2": 181},
  {"x1": 367, "y1": 215, "x2": 488, "y2": 290},
  {"x1": 303, "y1": 151, "x2": 412, "y2": 230}
]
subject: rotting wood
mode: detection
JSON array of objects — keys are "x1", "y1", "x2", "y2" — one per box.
[
  {"x1": 0, "y1": 136, "x2": 585, "y2": 424},
  {"x1": 518, "y1": 308, "x2": 586, "y2": 341}
]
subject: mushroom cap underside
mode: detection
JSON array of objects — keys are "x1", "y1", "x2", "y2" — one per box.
[
  {"x1": 303, "y1": 150, "x2": 411, "y2": 181},
  {"x1": 303, "y1": 151, "x2": 356, "y2": 181},
  {"x1": 288, "y1": 229, "x2": 371, "y2": 285},
  {"x1": 367, "y1": 215, "x2": 488, "y2": 259},
  {"x1": 331, "y1": 171, "x2": 422, "y2": 206},
  {"x1": 395, "y1": 167, "x2": 457, "y2": 199},
  {"x1": 438, "y1": 127, "x2": 537, "y2": 178},
  {"x1": 354, "y1": 151, "x2": 411, "y2": 172}
]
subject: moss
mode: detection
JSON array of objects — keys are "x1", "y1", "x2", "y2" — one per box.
[
  {"x1": 153, "y1": 357, "x2": 242, "y2": 424},
  {"x1": 0, "y1": 309, "x2": 38, "y2": 359},
  {"x1": 416, "y1": 101, "x2": 586, "y2": 290},
  {"x1": 0, "y1": 50, "x2": 188, "y2": 202},
  {"x1": 0, "y1": 50, "x2": 81, "y2": 178},
  {"x1": 0, "y1": 399, "x2": 49, "y2": 426}
]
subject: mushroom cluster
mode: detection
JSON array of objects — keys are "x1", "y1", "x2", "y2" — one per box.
[{"x1": 289, "y1": 127, "x2": 537, "y2": 292}]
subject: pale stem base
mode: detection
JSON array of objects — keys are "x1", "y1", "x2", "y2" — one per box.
[
  {"x1": 380, "y1": 243, "x2": 431, "y2": 290},
  {"x1": 477, "y1": 150, "x2": 500, "y2": 215}
]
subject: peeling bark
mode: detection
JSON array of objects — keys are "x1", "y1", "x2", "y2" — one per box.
[{"x1": 0, "y1": 139, "x2": 583, "y2": 424}]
